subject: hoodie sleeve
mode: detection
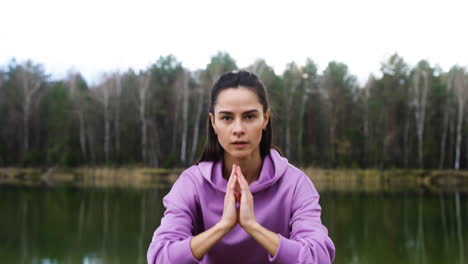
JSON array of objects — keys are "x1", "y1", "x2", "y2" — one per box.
[
  {"x1": 268, "y1": 173, "x2": 335, "y2": 264},
  {"x1": 147, "y1": 171, "x2": 201, "y2": 264}
]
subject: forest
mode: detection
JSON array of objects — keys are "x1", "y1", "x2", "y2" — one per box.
[{"x1": 1, "y1": 52, "x2": 467, "y2": 170}]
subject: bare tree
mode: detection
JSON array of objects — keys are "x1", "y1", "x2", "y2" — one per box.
[
  {"x1": 179, "y1": 70, "x2": 190, "y2": 163},
  {"x1": 296, "y1": 59, "x2": 318, "y2": 165},
  {"x1": 170, "y1": 82, "x2": 182, "y2": 160},
  {"x1": 112, "y1": 73, "x2": 122, "y2": 156},
  {"x1": 319, "y1": 64, "x2": 340, "y2": 166},
  {"x1": 283, "y1": 62, "x2": 302, "y2": 158},
  {"x1": 439, "y1": 72, "x2": 454, "y2": 169},
  {"x1": 93, "y1": 75, "x2": 112, "y2": 163},
  {"x1": 363, "y1": 75, "x2": 375, "y2": 166},
  {"x1": 453, "y1": 68, "x2": 466, "y2": 170},
  {"x1": 15, "y1": 61, "x2": 43, "y2": 159},
  {"x1": 410, "y1": 65, "x2": 430, "y2": 168},
  {"x1": 190, "y1": 72, "x2": 209, "y2": 163},
  {"x1": 67, "y1": 71, "x2": 87, "y2": 161},
  {"x1": 403, "y1": 88, "x2": 412, "y2": 168},
  {"x1": 137, "y1": 73, "x2": 151, "y2": 165}
]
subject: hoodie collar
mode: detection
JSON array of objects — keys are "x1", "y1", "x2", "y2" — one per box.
[{"x1": 197, "y1": 148, "x2": 288, "y2": 193}]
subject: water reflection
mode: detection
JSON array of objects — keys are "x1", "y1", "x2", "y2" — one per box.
[
  {"x1": 0, "y1": 186, "x2": 467, "y2": 264},
  {"x1": 455, "y1": 192, "x2": 465, "y2": 264},
  {"x1": 320, "y1": 191, "x2": 468, "y2": 264},
  {"x1": 33, "y1": 256, "x2": 102, "y2": 264}
]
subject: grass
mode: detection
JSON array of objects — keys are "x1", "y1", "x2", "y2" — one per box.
[{"x1": 1, "y1": 167, "x2": 468, "y2": 192}]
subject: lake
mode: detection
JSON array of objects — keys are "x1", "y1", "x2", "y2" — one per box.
[{"x1": 0, "y1": 185, "x2": 467, "y2": 264}]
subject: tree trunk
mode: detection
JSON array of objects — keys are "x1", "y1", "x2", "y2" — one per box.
[
  {"x1": 454, "y1": 70, "x2": 465, "y2": 170},
  {"x1": 78, "y1": 111, "x2": 87, "y2": 160},
  {"x1": 148, "y1": 120, "x2": 160, "y2": 167},
  {"x1": 180, "y1": 71, "x2": 189, "y2": 163},
  {"x1": 412, "y1": 69, "x2": 429, "y2": 168},
  {"x1": 296, "y1": 87, "x2": 308, "y2": 166},
  {"x1": 87, "y1": 125, "x2": 96, "y2": 164},
  {"x1": 104, "y1": 105, "x2": 110, "y2": 163},
  {"x1": 68, "y1": 73, "x2": 88, "y2": 161},
  {"x1": 140, "y1": 102, "x2": 148, "y2": 164},
  {"x1": 171, "y1": 105, "x2": 180, "y2": 161},
  {"x1": 21, "y1": 75, "x2": 41, "y2": 159},
  {"x1": 22, "y1": 99, "x2": 29, "y2": 157},
  {"x1": 448, "y1": 110, "x2": 455, "y2": 169},
  {"x1": 330, "y1": 117, "x2": 336, "y2": 166},
  {"x1": 439, "y1": 108, "x2": 449, "y2": 169},
  {"x1": 439, "y1": 73, "x2": 454, "y2": 169},
  {"x1": 190, "y1": 87, "x2": 205, "y2": 163},
  {"x1": 114, "y1": 76, "x2": 122, "y2": 156},
  {"x1": 138, "y1": 74, "x2": 151, "y2": 165},
  {"x1": 285, "y1": 80, "x2": 299, "y2": 158},
  {"x1": 363, "y1": 81, "x2": 371, "y2": 167},
  {"x1": 403, "y1": 106, "x2": 411, "y2": 168},
  {"x1": 439, "y1": 74, "x2": 452, "y2": 169},
  {"x1": 454, "y1": 100, "x2": 463, "y2": 170}
]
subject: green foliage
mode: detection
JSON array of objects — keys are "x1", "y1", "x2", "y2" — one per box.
[
  {"x1": 1, "y1": 54, "x2": 467, "y2": 169},
  {"x1": 207, "y1": 52, "x2": 237, "y2": 76},
  {"x1": 44, "y1": 81, "x2": 77, "y2": 167}
]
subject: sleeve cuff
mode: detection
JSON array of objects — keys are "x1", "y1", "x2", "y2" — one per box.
[
  {"x1": 268, "y1": 234, "x2": 301, "y2": 264},
  {"x1": 168, "y1": 237, "x2": 200, "y2": 264}
]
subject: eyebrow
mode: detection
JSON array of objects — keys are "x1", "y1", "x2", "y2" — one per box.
[{"x1": 217, "y1": 109, "x2": 260, "y2": 115}]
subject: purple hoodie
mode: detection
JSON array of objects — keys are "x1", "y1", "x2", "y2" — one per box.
[{"x1": 147, "y1": 149, "x2": 335, "y2": 264}]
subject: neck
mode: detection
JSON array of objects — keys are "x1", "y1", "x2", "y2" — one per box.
[{"x1": 223, "y1": 149, "x2": 263, "y2": 185}]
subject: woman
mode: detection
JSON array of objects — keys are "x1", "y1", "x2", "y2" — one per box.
[{"x1": 147, "y1": 70, "x2": 335, "y2": 264}]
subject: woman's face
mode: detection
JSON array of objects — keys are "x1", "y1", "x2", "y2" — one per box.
[{"x1": 209, "y1": 87, "x2": 270, "y2": 160}]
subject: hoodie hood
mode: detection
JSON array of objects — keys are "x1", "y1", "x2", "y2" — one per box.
[{"x1": 197, "y1": 148, "x2": 288, "y2": 194}]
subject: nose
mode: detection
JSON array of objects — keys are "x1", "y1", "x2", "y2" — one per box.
[{"x1": 232, "y1": 118, "x2": 245, "y2": 136}]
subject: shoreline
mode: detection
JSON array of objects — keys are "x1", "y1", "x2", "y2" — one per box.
[{"x1": 1, "y1": 167, "x2": 468, "y2": 192}]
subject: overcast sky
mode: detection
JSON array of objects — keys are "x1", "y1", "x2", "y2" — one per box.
[{"x1": 1, "y1": 0, "x2": 467, "y2": 85}]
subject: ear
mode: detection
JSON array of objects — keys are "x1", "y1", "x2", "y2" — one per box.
[
  {"x1": 263, "y1": 109, "x2": 271, "y2": 130},
  {"x1": 209, "y1": 113, "x2": 217, "y2": 134}
]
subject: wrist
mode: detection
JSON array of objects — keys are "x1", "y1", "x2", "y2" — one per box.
[
  {"x1": 242, "y1": 220, "x2": 260, "y2": 234},
  {"x1": 216, "y1": 221, "x2": 235, "y2": 234}
]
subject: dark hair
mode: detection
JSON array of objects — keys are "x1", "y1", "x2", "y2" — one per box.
[{"x1": 198, "y1": 70, "x2": 273, "y2": 162}]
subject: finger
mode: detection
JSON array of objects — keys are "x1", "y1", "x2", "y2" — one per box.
[
  {"x1": 229, "y1": 177, "x2": 237, "y2": 197},
  {"x1": 236, "y1": 171, "x2": 252, "y2": 200},
  {"x1": 229, "y1": 164, "x2": 236, "y2": 181},
  {"x1": 236, "y1": 165, "x2": 241, "y2": 176},
  {"x1": 233, "y1": 164, "x2": 238, "y2": 178},
  {"x1": 235, "y1": 167, "x2": 246, "y2": 186},
  {"x1": 233, "y1": 174, "x2": 239, "y2": 190},
  {"x1": 236, "y1": 166, "x2": 247, "y2": 182},
  {"x1": 237, "y1": 168, "x2": 249, "y2": 187},
  {"x1": 227, "y1": 164, "x2": 237, "y2": 188},
  {"x1": 237, "y1": 164, "x2": 243, "y2": 177},
  {"x1": 237, "y1": 174, "x2": 248, "y2": 193},
  {"x1": 226, "y1": 172, "x2": 237, "y2": 204}
]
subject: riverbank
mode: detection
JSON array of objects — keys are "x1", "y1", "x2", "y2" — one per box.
[{"x1": 1, "y1": 167, "x2": 468, "y2": 192}]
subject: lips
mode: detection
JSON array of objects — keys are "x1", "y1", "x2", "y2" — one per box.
[
  {"x1": 232, "y1": 141, "x2": 248, "y2": 148},
  {"x1": 232, "y1": 141, "x2": 248, "y2": 145}
]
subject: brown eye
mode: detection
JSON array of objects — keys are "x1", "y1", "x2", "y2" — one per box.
[{"x1": 221, "y1": 116, "x2": 233, "y2": 121}]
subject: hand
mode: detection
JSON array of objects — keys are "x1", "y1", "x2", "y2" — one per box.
[
  {"x1": 236, "y1": 166, "x2": 258, "y2": 231},
  {"x1": 218, "y1": 164, "x2": 239, "y2": 231}
]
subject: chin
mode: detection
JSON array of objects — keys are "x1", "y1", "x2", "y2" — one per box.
[{"x1": 226, "y1": 147, "x2": 255, "y2": 159}]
